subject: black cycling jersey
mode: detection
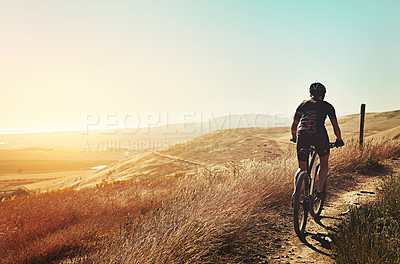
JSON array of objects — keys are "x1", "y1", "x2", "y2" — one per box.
[{"x1": 294, "y1": 98, "x2": 336, "y2": 134}]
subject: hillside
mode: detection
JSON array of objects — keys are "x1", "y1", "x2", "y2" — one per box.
[
  {"x1": 24, "y1": 127, "x2": 288, "y2": 190},
  {"x1": 24, "y1": 110, "x2": 400, "y2": 191},
  {"x1": 326, "y1": 109, "x2": 400, "y2": 140},
  {"x1": 0, "y1": 113, "x2": 290, "y2": 155},
  {"x1": 0, "y1": 113, "x2": 289, "y2": 193}
]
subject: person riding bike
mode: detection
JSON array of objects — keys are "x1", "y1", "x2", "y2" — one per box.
[{"x1": 291, "y1": 82, "x2": 344, "y2": 199}]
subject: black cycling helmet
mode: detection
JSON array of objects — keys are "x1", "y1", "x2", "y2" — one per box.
[{"x1": 309, "y1": 82, "x2": 326, "y2": 96}]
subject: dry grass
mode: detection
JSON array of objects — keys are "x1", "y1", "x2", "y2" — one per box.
[
  {"x1": 330, "y1": 138, "x2": 400, "y2": 174},
  {"x1": 75, "y1": 157, "x2": 295, "y2": 263},
  {"x1": 0, "y1": 154, "x2": 296, "y2": 264},
  {"x1": 0, "y1": 177, "x2": 180, "y2": 263},
  {"x1": 1, "y1": 137, "x2": 399, "y2": 263}
]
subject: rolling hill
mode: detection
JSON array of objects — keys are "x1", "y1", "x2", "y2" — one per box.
[
  {"x1": 24, "y1": 110, "x2": 400, "y2": 191},
  {"x1": 0, "y1": 113, "x2": 289, "y2": 192}
]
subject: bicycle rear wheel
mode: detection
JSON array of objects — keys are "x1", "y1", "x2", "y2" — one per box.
[
  {"x1": 293, "y1": 171, "x2": 309, "y2": 236},
  {"x1": 310, "y1": 164, "x2": 326, "y2": 217}
]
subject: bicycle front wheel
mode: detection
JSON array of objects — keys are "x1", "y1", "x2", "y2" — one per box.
[{"x1": 293, "y1": 171, "x2": 309, "y2": 237}]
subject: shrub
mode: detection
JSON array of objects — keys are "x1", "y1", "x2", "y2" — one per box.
[{"x1": 332, "y1": 174, "x2": 400, "y2": 263}]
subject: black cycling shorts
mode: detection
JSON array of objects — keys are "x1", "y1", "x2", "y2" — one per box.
[{"x1": 296, "y1": 131, "x2": 330, "y2": 162}]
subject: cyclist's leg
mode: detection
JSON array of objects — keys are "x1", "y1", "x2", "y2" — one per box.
[
  {"x1": 293, "y1": 168, "x2": 302, "y2": 200},
  {"x1": 294, "y1": 133, "x2": 309, "y2": 200},
  {"x1": 315, "y1": 132, "x2": 330, "y2": 192},
  {"x1": 318, "y1": 154, "x2": 329, "y2": 191},
  {"x1": 296, "y1": 132, "x2": 310, "y2": 172},
  {"x1": 295, "y1": 147, "x2": 308, "y2": 194}
]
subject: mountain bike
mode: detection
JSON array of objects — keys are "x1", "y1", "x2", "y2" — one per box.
[{"x1": 292, "y1": 142, "x2": 337, "y2": 237}]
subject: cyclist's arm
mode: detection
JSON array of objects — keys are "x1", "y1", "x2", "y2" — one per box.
[
  {"x1": 292, "y1": 102, "x2": 304, "y2": 139},
  {"x1": 291, "y1": 118, "x2": 300, "y2": 139},
  {"x1": 329, "y1": 117, "x2": 342, "y2": 140}
]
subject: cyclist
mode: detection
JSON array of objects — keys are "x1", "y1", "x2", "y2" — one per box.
[{"x1": 291, "y1": 82, "x2": 344, "y2": 199}]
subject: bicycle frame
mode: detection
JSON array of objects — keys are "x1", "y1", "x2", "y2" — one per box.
[{"x1": 307, "y1": 147, "x2": 319, "y2": 197}]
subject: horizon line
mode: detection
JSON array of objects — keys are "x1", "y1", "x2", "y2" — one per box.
[{"x1": 1, "y1": 109, "x2": 394, "y2": 135}]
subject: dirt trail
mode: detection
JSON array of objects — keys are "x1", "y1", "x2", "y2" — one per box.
[
  {"x1": 152, "y1": 151, "x2": 208, "y2": 167},
  {"x1": 267, "y1": 160, "x2": 399, "y2": 264}
]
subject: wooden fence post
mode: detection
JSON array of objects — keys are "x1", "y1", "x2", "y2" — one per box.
[{"x1": 359, "y1": 103, "x2": 366, "y2": 145}]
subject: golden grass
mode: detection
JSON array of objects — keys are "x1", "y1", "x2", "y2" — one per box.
[
  {"x1": 75, "y1": 157, "x2": 295, "y2": 263},
  {"x1": 330, "y1": 138, "x2": 400, "y2": 174},
  {"x1": 0, "y1": 177, "x2": 180, "y2": 263},
  {"x1": 1, "y1": 137, "x2": 399, "y2": 263}
]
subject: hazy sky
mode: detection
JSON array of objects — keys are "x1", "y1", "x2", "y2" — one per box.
[{"x1": 1, "y1": 1, "x2": 399, "y2": 132}]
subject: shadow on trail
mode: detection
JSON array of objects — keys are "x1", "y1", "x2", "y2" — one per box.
[
  {"x1": 297, "y1": 214, "x2": 341, "y2": 257},
  {"x1": 313, "y1": 214, "x2": 341, "y2": 230},
  {"x1": 299, "y1": 231, "x2": 332, "y2": 257}
]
